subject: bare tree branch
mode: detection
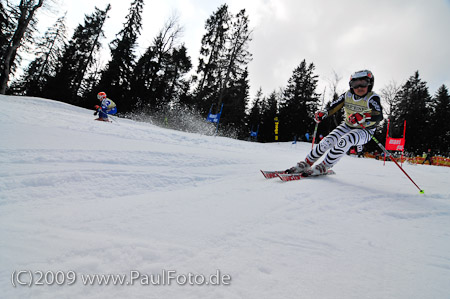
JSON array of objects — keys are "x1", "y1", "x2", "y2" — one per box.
[{"x1": 380, "y1": 80, "x2": 401, "y2": 119}]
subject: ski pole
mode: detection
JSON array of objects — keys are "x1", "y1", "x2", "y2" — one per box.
[
  {"x1": 311, "y1": 122, "x2": 319, "y2": 150},
  {"x1": 311, "y1": 87, "x2": 326, "y2": 149},
  {"x1": 360, "y1": 124, "x2": 424, "y2": 194},
  {"x1": 109, "y1": 114, "x2": 119, "y2": 123}
]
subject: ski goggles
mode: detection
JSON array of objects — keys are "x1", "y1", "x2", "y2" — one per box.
[{"x1": 350, "y1": 79, "x2": 369, "y2": 89}]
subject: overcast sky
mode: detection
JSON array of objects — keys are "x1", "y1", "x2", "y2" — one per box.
[{"x1": 35, "y1": 0, "x2": 450, "y2": 103}]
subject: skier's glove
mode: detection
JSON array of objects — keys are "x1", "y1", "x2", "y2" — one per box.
[
  {"x1": 314, "y1": 110, "x2": 328, "y2": 123},
  {"x1": 93, "y1": 111, "x2": 98, "y2": 116},
  {"x1": 94, "y1": 105, "x2": 100, "y2": 110},
  {"x1": 348, "y1": 113, "x2": 371, "y2": 125}
]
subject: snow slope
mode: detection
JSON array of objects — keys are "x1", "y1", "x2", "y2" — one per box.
[{"x1": 1, "y1": 95, "x2": 449, "y2": 299}]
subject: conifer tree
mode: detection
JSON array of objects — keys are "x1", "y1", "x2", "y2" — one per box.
[
  {"x1": 247, "y1": 88, "x2": 264, "y2": 138},
  {"x1": 258, "y1": 91, "x2": 279, "y2": 142},
  {"x1": 0, "y1": 0, "x2": 44, "y2": 94},
  {"x1": 220, "y1": 68, "x2": 250, "y2": 138},
  {"x1": 391, "y1": 71, "x2": 432, "y2": 153},
  {"x1": 12, "y1": 13, "x2": 67, "y2": 96},
  {"x1": 278, "y1": 60, "x2": 319, "y2": 141},
  {"x1": 130, "y1": 16, "x2": 191, "y2": 113},
  {"x1": 192, "y1": 4, "x2": 230, "y2": 113},
  {"x1": 216, "y1": 9, "x2": 252, "y2": 113},
  {"x1": 44, "y1": 5, "x2": 110, "y2": 106},
  {"x1": 319, "y1": 92, "x2": 342, "y2": 137},
  {"x1": 1, "y1": 2, "x2": 15, "y2": 91},
  {"x1": 192, "y1": 5, "x2": 252, "y2": 117},
  {"x1": 93, "y1": 0, "x2": 144, "y2": 112},
  {"x1": 430, "y1": 85, "x2": 450, "y2": 154},
  {"x1": 0, "y1": 2, "x2": 13, "y2": 71},
  {"x1": 161, "y1": 45, "x2": 192, "y2": 107}
]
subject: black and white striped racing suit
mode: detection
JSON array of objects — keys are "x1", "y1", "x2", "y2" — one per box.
[{"x1": 307, "y1": 90, "x2": 383, "y2": 168}]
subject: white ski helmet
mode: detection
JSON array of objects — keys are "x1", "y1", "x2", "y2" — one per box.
[{"x1": 349, "y1": 70, "x2": 374, "y2": 92}]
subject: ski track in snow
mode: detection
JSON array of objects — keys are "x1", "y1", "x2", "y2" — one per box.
[{"x1": 1, "y1": 95, "x2": 450, "y2": 299}]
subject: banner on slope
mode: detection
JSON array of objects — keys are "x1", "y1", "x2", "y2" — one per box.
[
  {"x1": 206, "y1": 103, "x2": 224, "y2": 124},
  {"x1": 385, "y1": 119, "x2": 406, "y2": 165},
  {"x1": 385, "y1": 137, "x2": 405, "y2": 151},
  {"x1": 385, "y1": 120, "x2": 406, "y2": 151}
]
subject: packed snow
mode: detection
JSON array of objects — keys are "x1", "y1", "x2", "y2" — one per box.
[{"x1": 1, "y1": 95, "x2": 449, "y2": 299}]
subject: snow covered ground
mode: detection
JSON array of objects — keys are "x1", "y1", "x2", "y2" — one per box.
[{"x1": 1, "y1": 94, "x2": 450, "y2": 299}]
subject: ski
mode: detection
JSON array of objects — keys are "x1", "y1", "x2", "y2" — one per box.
[
  {"x1": 94, "y1": 118, "x2": 112, "y2": 123},
  {"x1": 260, "y1": 170, "x2": 287, "y2": 179},
  {"x1": 277, "y1": 169, "x2": 335, "y2": 182}
]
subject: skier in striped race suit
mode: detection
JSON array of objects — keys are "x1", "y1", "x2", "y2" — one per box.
[{"x1": 287, "y1": 70, "x2": 383, "y2": 176}]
